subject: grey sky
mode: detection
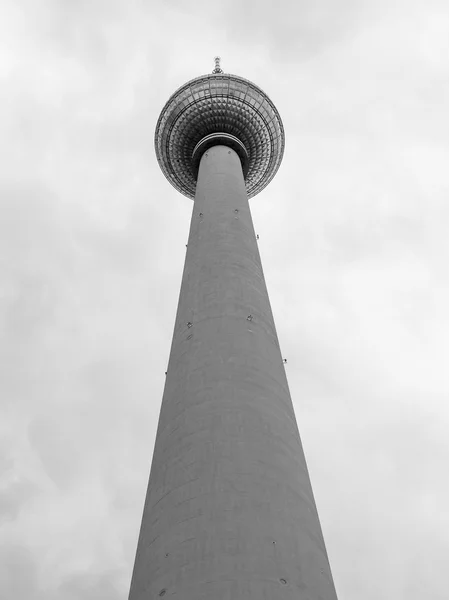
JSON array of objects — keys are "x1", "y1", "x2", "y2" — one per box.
[{"x1": 1, "y1": 0, "x2": 448, "y2": 598}]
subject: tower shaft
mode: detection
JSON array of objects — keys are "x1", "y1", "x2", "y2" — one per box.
[{"x1": 129, "y1": 145, "x2": 338, "y2": 599}]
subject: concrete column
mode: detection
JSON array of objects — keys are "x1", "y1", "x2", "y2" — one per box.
[{"x1": 129, "y1": 145, "x2": 338, "y2": 599}]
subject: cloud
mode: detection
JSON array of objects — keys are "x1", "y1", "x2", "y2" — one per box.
[
  {"x1": 0, "y1": 544, "x2": 38, "y2": 600},
  {"x1": 0, "y1": 448, "x2": 37, "y2": 523},
  {"x1": 0, "y1": 480, "x2": 37, "y2": 523},
  {"x1": 56, "y1": 570, "x2": 122, "y2": 600},
  {"x1": 220, "y1": 0, "x2": 366, "y2": 61}
]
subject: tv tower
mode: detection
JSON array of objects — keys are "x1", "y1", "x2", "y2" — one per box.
[{"x1": 128, "y1": 58, "x2": 338, "y2": 600}]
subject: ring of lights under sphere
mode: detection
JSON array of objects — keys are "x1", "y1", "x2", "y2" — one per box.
[{"x1": 154, "y1": 73, "x2": 285, "y2": 200}]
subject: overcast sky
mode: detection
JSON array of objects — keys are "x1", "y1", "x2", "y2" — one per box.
[{"x1": 1, "y1": 0, "x2": 448, "y2": 598}]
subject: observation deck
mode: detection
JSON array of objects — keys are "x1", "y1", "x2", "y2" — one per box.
[{"x1": 154, "y1": 60, "x2": 285, "y2": 199}]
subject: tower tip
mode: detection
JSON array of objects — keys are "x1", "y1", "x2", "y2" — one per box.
[{"x1": 212, "y1": 56, "x2": 223, "y2": 74}]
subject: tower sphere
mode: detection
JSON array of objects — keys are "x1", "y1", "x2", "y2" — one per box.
[{"x1": 154, "y1": 67, "x2": 285, "y2": 199}]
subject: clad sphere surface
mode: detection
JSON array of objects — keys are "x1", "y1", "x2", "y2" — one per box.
[{"x1": 154, "y1": 73, "x2": 285, "y2": 199}]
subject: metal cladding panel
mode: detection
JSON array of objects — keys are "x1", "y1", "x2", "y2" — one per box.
[{"x1": 128, "y1": 146, "x2": 338, "y2": 599}]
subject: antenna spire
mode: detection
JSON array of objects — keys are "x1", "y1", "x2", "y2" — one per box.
[{"x1": 212, "y1": 56, "x2": 223, "y2": 74}]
